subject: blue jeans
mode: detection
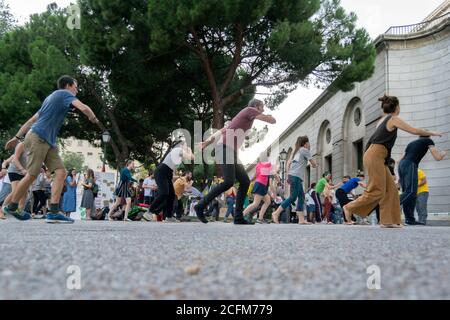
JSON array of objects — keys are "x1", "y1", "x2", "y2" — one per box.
[
  {"x1": 399, "y1": 159, "x2": 418, "y2": 223},
  {"x1": 225, "y1": 196, "x2": 235, "y2": 218},
  {"x1": 281, "y1": 175, "x2": 305, "y2": 211},
  {"x1": 416, "y1": 192, "x2": 429, "y2": 224}
]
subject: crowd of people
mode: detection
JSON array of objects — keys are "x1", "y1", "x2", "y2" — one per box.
[{"x1": 0, "y1": 75, "x2": 447, "y2": 226}]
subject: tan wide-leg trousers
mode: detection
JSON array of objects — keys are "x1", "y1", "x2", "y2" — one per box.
[{"x1": 346, "y1": 144, "x2": 401, "y2": 225}]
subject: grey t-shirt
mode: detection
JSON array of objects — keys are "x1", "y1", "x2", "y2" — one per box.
[
  {"x1": 8, "y1": 150, "x2": 27, "y2": 175},
  {"x1": 288, "y1": 147, "x2": 312, "y2": 179},
  {"x1": 162, "y1": 147, "x2": 183, "y2": 171}
]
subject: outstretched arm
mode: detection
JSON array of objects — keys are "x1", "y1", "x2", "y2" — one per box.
[
  {"x1": 255, "y1": 114, "x2": 276, "y2": 124},
  {"x1": 391, "y1": 117, "x2": 441, "y2": 137},
  {"x1": 430, "y1": 146, "x2": 447, "y2": 161},
  {"x1": 72, "y1": 100, "x2": 99, "y2": 124},
  {"x1": 200, "y1": 126, "x2": 227, "y2": 150}
]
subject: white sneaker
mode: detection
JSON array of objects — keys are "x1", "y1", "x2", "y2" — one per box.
[{"x1": 142, "y1": 212, "x2": 153, "y2": 221}]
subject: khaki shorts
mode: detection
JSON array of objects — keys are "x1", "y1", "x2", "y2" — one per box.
[{"x1": 24, "y1": 131, "x2": 65, "y2": 177}]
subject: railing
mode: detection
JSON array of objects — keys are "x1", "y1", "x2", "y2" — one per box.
[{"x1": 385, "y1": 12, "x2": 450, "y2": 36}]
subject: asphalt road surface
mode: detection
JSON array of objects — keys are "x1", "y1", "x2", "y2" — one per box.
[{"x1": 0, "y1": 220, "x2": 448, "y2": 300}]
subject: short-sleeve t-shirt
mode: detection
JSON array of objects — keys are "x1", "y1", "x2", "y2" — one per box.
[
  {"x1": 162, "y1": 147, "x2": 183, "y2": 171},
  {"x1": 220, "y1": 107, "x2": 262, "y2": 149},
  {"x1": 255, "y1": 162, "x2": 272, "y2": 186},
  {"x1": 315, "y1": 178, "x2": 327, "y2": 194},
  {"x1": 143, "y1": 177, "x2": 156, "y2": 197},
  {"x1": 340, "y1": 178, "x2": 360, "y2": 194},
  {"x1": 403, "y1": 137, "x2": 435, "y2": 165},
  {"x1": 288, "y1": 147, "x2": 312, "y2": 179},
  {"x1": 31, "y1": 90, "x2": 77, "y2": 148},
  {"x1": 417, "y1": 169, "x2": 429, "y2": 194}
]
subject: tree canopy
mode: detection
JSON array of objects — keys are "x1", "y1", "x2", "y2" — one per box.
[{"x1": 0, "y1": 0, "x2": 376, "y2": 171}]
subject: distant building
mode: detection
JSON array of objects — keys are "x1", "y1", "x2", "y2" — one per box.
[{"x1": 60, "y1": 137, "x2": 115, "y2": 174}]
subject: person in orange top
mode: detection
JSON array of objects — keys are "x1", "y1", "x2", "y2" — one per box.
[{"x1": 172, "y1": 171, "x2": 193, "y2": 222}]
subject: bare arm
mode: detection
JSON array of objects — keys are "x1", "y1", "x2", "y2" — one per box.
[
  {"x1": 200, "y1": 126, "x2": 227, "y2": 149},
  {"x1": 418, "y1": 177, "x2": 427, "y2": 187},
  {"x1": 255, "y1": 114, "x2": 276, "y2": 124},
  {"x1": 358, "y1": 181, "x2": 368, "y2": 188},
  {"x1": 182, "y1": 146, "x2": 195, "y2": 161},
  {"x1": 430, "y1": 146, "x2": 447, "y2": 161},
  {"x1": 5, "y1": 114, "x2": 39, "y2": 150},
  {"x1": 13, "y1": 143, "x2": 27, "y2": 175},
  {"x1": 309, "y1": 158, "x2": 317, "y2": 168},
  {"x1": 72, "y1": 100, "x2": 99, "y2": 124},
  {"x1": 390, "y1": 117, "x2": 441, "y2": 137}
]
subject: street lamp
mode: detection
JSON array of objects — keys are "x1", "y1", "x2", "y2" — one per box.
[
  {"x1": 101, "y1": 131, "x2": 111, "y2": 172},
  {"x1": 279, "y1": 148, "x2": 288, "y2": 184},
  {"x1": 279, "y1": 148, "x2": 288, "y2": 223}
]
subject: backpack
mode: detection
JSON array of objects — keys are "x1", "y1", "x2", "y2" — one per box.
[
  {"x1": 127, "y1": 205, "x2": 146, "y2": 221},
  {"x1": 91, "y1": 206, "x2": 109, "y2": 220},
  {"x1": 92, "y1": 183, "x2": 99, "y2": 198}
]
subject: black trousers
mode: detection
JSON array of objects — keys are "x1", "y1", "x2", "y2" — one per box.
[
  {"x1": 149, "y1": 164, "x2": 175, "y2": 218},
  {"x1": 198, "y1": 145, "x2": 249, "y2": 219},
  {"x1": 335, "y1": 188, "x2": 356, "y2": 222},
  {"x1": 32, "y1": 190, "x2": 47, "y2": 214},
  {"x1": 173, "y1": 198, "x2": 184, "y2": 219}
]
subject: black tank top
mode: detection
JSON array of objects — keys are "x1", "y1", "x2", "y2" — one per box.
[{"x1": 366, "y1": 115, "x2": 398, "y2": 161}]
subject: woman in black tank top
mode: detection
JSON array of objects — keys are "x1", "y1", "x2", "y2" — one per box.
[{"x1": 343, "y1": 95, "x2": 441, "y2": 228}]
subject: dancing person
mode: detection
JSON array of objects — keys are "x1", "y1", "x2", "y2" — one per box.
[
  {"x1": 148, "y1": 142, "x2": 194, "y2": 222},
  {"x1": 398, "y1": 136, "x2": 446, "y2": 225},
  {"x1": 343, "y1": 95, "x2": 441, "y2": 227},
  {"x1": 335, "y1": 174, "x2": 367, "y2": 223},
  {"x1": 1, "y1": 142, "x2": 28, "y2": 217},
  {"x1": 109, "y1": 160, "x2": 137, "y2": 221},
  {"x1": 272, "y1": 136, "x2": 317, "y2": 224},
  {"x1": 196, "y1": 99, "x2": 276, "y2": 224},
  {"x1": 243, "y1": 157, "x2": 276, "y2": 224},
  {"x1": 3, "y1": 75, "x2": 99, "y2": 223}
]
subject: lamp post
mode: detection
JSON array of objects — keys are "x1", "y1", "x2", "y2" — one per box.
[
  {"x1": 101, "y1": 131, "x2": 111, "y2": 173},
  {"x1": 279, "y1": 148, "x2": 288, "y2": 223}
]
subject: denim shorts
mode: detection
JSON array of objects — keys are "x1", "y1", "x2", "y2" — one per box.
[{"x1": 252, "y1": 182, "x2": 268, "y2": 196}]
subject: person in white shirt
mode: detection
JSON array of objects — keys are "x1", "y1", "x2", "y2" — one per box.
[{"x1": 143, "y1": 170, "x2": 157, "y2": 206}]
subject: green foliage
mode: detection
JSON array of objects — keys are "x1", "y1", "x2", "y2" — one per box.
[
  {"x1": 147, "y1": 0, "x2": 376, "y2": 120},
  {"x1": 62, "y1": 151, "x2": 85, "y2": 172}
]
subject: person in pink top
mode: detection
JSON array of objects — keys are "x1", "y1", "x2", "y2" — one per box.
[{"x1": 243, "y1": 156, "x2": 275, "y2": 224}]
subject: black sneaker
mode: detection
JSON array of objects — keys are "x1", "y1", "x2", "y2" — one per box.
[
  {"x1": 405, "y1": 220, "x2": 418, "y2": 226},
  {"x1": 234, "y1": 218, "x2": 255, "y2": 225},
  {"x1": 194, "y1": 204, "x2": 208, "y2": 224}
]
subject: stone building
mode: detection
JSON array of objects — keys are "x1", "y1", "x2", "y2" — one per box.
[{"x1": 247, "y1": 2, "x2": 450, "y2": 214}]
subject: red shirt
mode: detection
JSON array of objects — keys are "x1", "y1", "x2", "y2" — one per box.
[{"x1": 219, "y1": 107, "x2": 262, "y2": 150}]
